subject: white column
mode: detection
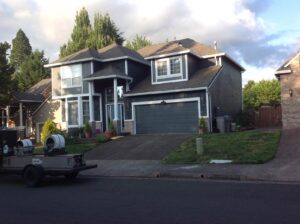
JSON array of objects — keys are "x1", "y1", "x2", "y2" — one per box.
[
  {"x1": 19, "y1": 103, "x2": 23, "y2": 127},
  {"x1": 88, "y1": 81, "x2": 94, "y2": 122},
  {"x1": 1, "y1": 110, "x2": 4, "y2": 127},
  {"x1": 113, "y1": 78, "x2": 119, "y2": 120},
  {"x1": 6, "y1": 106, "x2": 10, "y2": 128},
  {"x1": 78, "y1": 96, "x2": 83, "y2": 126}
]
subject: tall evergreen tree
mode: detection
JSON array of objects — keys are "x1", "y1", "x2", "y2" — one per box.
[
  {"x1": 0, "y1": 42, "x2": 14, "y2": 105},
  {"x1": 60, "y1": 7, "x2": 92, "y2": 58},
  {"x1": 10, "y1": 29, "x2": 32, "y2": 69},
  {"x1": 125, "y1": 35, "x2": 152, "y2": 51},
  {"x1": 87, "y1": 13, "x2": 124, "y2": 49},
  {"x1": 17, "y1": 50, "x2": 50, "y2": 91},
  {"x1": 60, "y1": 8, "x2": 124, "y2": 57}
]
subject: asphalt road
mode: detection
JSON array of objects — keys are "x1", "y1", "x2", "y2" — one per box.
[{"x1": 1, "y1": 175, "x2": 300, "y2": 224}]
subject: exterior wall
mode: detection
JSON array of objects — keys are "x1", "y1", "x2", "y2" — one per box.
[
  {"x1": 127, "y1": 60, "x2": 150, "y2": 88},
  {"x1": 93, "y1": 60, "x2": 125, "y2": 76},
  {"x1": 209, "y1": 58, "x2": 242, "y2": 120},
  {"x1": 52, "y1": 62, "x2": 91, "y2": 97},
  {"x1": 280, "y1": 57, "x2": 300, "y2": 129}
]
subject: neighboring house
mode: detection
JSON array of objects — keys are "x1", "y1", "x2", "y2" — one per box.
[
  {"x1": 7, "y1": 79, "x2": 51, "y2": 141},
  {"x1": 45, "y1": 38, "x2": 244, "y2": 135},
  {"x1": 275, "y1": 50, "x2": 300, "y2": 129}
]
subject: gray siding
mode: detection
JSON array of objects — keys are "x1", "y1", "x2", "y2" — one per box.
[
  {"x1": 52, "y1": 67, "x2": 61, "y2": 97},
  {"x1": 127, "y1": 60, "x2": 150, "y2": 88},
  {"x1": 93, "y1": 60, "x2": 125, "y2": 75},
  {"x1": 82, "y1": 62, "x2": 91, "y2": 94},
  {"x1": 209, "y1": 58, "x2": 242, "y2": 119},
  {"x1": 135, "y1": 101, "x2": 198, "y2": 134}
]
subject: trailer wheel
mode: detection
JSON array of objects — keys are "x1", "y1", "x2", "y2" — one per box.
[
  {"x1": 23, "y1": 166, "x2": 43, "y2": 187},
  {"x1": 65, "y1": 172, "x2": 78, "y2": 180}
]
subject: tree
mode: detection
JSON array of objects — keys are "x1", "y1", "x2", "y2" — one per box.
[
  {"x1": 41, "y1": 119, "x2": 59, "y2": 144},
  {"x1": 17, "y1": 50, "x2": 50, "y2": 91},
  {"x1": 60, "y1": 8, "x2": 124, "y2": 57},
  {"x1": 0, "y1": 42, "x2": 14, "y2": 106},
  {"x1": 243, "y1": 80, "x2": 281, "y2": 109},
  {"x1": 10, "y1": 29, "x2": 32, "y2": 70},
  {"x1": 125, "y1": 35, "x2": 152, "y2": 51},
  {"x1": 87, "y1": 13, "x2": 124, "y2": 49},
  {"x1": 60, "y1": 7, "x2": 92, "y2": 58}
]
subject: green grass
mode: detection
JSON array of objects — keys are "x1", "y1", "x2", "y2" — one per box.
[
  {"x1": 163, "y1": 129, "x2": 281, "y2": 164},
  {"x1": 34, "y1": 143, "x2": 96, "y2": 154}
]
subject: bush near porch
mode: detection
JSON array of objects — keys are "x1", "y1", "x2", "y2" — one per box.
[{"x1": 162, "y1": 129, "x2": 280, "y2": 164}]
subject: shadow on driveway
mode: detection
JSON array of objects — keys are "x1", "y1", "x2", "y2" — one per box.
[{"x1": 85, "y1": 134, "x2": 192, "y2": 160}]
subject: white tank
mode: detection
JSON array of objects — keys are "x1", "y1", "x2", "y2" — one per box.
[
  {"x1": 44, "y1": 134, "x2": 65, "y2": 155},
  {"x1": 16, "y1": 139, "x2": 34, "y2": 155}
]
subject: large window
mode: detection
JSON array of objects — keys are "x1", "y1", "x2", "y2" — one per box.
[
  {"x1": 61, "y1": 64, "x2": 82, "y2": 88},
  {"x1": 156, "y1": 56, "x2": 182, "y2": 79},
  {"x1": 68, "y1": 100, "x2": 78, "y2": 125}
]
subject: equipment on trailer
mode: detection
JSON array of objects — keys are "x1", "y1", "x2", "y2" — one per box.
[{"x1": 0, "y1": 131, "x2": 97, "y2": 187}]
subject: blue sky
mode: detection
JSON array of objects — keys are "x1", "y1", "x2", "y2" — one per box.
[{"x1": 0, "y1": 0, "x2": 299, "y2": 85}]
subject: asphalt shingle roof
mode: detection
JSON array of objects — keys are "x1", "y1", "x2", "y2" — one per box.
[
  {"x1": 48, "y1": 44, "x2": 148, "y2": 66},
  {"x1": 137, "y1": 38, "x2": 222, "y2": 58}
]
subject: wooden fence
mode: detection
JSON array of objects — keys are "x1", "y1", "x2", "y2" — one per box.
[{"x1": 254, "y1": 105, "x2": 282, "y2": 128}]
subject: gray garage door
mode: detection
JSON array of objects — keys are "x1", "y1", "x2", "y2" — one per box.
[{"x1": 135, "y1": 101, "x2": 198, "y2": 134}]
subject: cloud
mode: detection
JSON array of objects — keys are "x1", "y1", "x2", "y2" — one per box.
[{"x1": 0, "y1": 0, "x2": 298, "y2": 83}]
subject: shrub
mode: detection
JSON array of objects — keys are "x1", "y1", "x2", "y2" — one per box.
[
  {"x1": 96, "y1": 134, "x2": 109, "y2": 143},
  {"x1": 41, "y1": 119, "x2": 60, "y2": 144},
  {"x1": 84, "y1": 122, "x2": 92, "y2": 134}
]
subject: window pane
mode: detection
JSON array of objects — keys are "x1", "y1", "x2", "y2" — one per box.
[
  {"x1": 93, "y1": 96, "x2": 100, "y2": 121},
  {"x1": 61, "y1": 100, "x2": 66, "y2": 122},
  {"x1": 72, "y1": 65, "x2": 81, "y2": 77},
  {"x1": 72, "y1": 77, "x2": 81, "y2": 86},
  {"x1": 82, "y1": 101, "x2": 90, "y2": 124},
  {"x1": 68, "y1": 101, "x2": 78, "y2": 125},
  {"x1": 61, "y1": 66, "x2": 72, "y2": 79},
  {"x1": 157, "y1": 60, "x2": 167, "y2": 76},
  {"x1": 62, "y1": 78, "x2": 72, "y2": 88},
  {"x1": 106, "y1": 88, "x2": 113, "y2": 103},
  {"x1": 170, "y1": 58, "x2": 181, "y2": 74}
]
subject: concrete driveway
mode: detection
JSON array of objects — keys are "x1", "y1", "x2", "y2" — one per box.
[{"x1": 85, "y1": 134, "x2": 192, "y2": 160}]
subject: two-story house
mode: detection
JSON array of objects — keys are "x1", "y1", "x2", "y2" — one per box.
[{"x1": 44, "y1": 38, "x2": 244, "y2": 136}]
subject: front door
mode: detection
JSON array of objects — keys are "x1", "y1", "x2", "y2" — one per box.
[{"x1": 106, "y1": 103, "x2": 124, "y2": 131}]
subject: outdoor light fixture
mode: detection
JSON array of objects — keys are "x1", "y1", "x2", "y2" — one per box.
[{"x1": 289, "y1": 88, "x2": 293, "y2": 97}]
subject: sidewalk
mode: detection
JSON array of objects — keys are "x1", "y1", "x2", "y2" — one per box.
[{"x1": 82, "y1": 129, "x2": 300, "y2": 183}]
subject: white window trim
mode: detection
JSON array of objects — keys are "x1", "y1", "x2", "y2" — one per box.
[
  {"x1": 131, "y1": 97, "x2": 209, "y2": 134},
  {"x1": 60, "y1": 64, "x2": 82, "y2": 89},
  {"x1": 155, "y1": 56, "x2": 183, "y2": 80}
]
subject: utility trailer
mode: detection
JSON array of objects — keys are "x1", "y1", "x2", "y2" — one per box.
[{"x1": 0, "y1": 130, "x2": 97, "y2": 187}]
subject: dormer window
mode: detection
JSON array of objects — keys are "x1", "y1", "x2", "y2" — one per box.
[{"x1": 156, "y1": 56, "x2": 182, "y2": 79}]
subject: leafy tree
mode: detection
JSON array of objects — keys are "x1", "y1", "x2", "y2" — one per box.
[
  {"x1": 10, "y1": 29, "x2": 32, "y2": 69},
  {"x1": 60, "y1": 8, "x2": 124, "y2": 57},
  {"x1": 41, "y1": 119, "x2": 59, "y2": 144},
  {"x1": 243, "y1": 80, "x2": 281, "y2": 109},
  {"x1": 17, "y1": 50, "x2": 50, "y2": 91},
  {"x1": 60, "y1": 7, "x2": 92, "y2": 58},
  {"x1": 87, "y1": 13, "x2": 124, "y2": 49},
  {"x1": 0, "y1": 42, "x2": 14, "y2": 105},
  {"x1": 125, "y1": 35, "x2": 152, "y2": 51}
]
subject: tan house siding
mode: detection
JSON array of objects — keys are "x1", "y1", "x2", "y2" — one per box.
[
  {"x1": 52, "y1": 67, "x2": 61, "y2": 97},
  {"x1": 280, "y1": 57, "x2": 300, "y2": 129}
]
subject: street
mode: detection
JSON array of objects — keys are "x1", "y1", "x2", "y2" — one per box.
[{"x1": 1, "y1": 175, "x2": 300, "y2": 224}]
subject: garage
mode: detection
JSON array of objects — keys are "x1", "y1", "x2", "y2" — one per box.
[{"x1": 135, "y1": 101, "x2": 199, "y2": 134}]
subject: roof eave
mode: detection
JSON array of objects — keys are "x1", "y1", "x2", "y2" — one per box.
[{"x1": 144, "y1": 50, "x2": 191, "y2": 60}]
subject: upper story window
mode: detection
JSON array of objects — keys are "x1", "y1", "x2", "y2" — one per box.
[
  {"x1": 61, "y1": 64, "x2": 82, "y2": 88},
  {"x1": 155, "y1": 56, "x2": 183, "y2": 81}
]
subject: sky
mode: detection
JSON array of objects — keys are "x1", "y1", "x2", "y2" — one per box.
[{"x1": 0, "y1": 0, "x2": 300, "y2": 85}]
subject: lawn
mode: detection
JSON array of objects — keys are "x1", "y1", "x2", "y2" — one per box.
[
  {"x1": 34, "y1": 143, "x2": 96, "y2": 154},
  {"x1": 163, "y1": 129, "x2": 281, "y2": 164}
]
